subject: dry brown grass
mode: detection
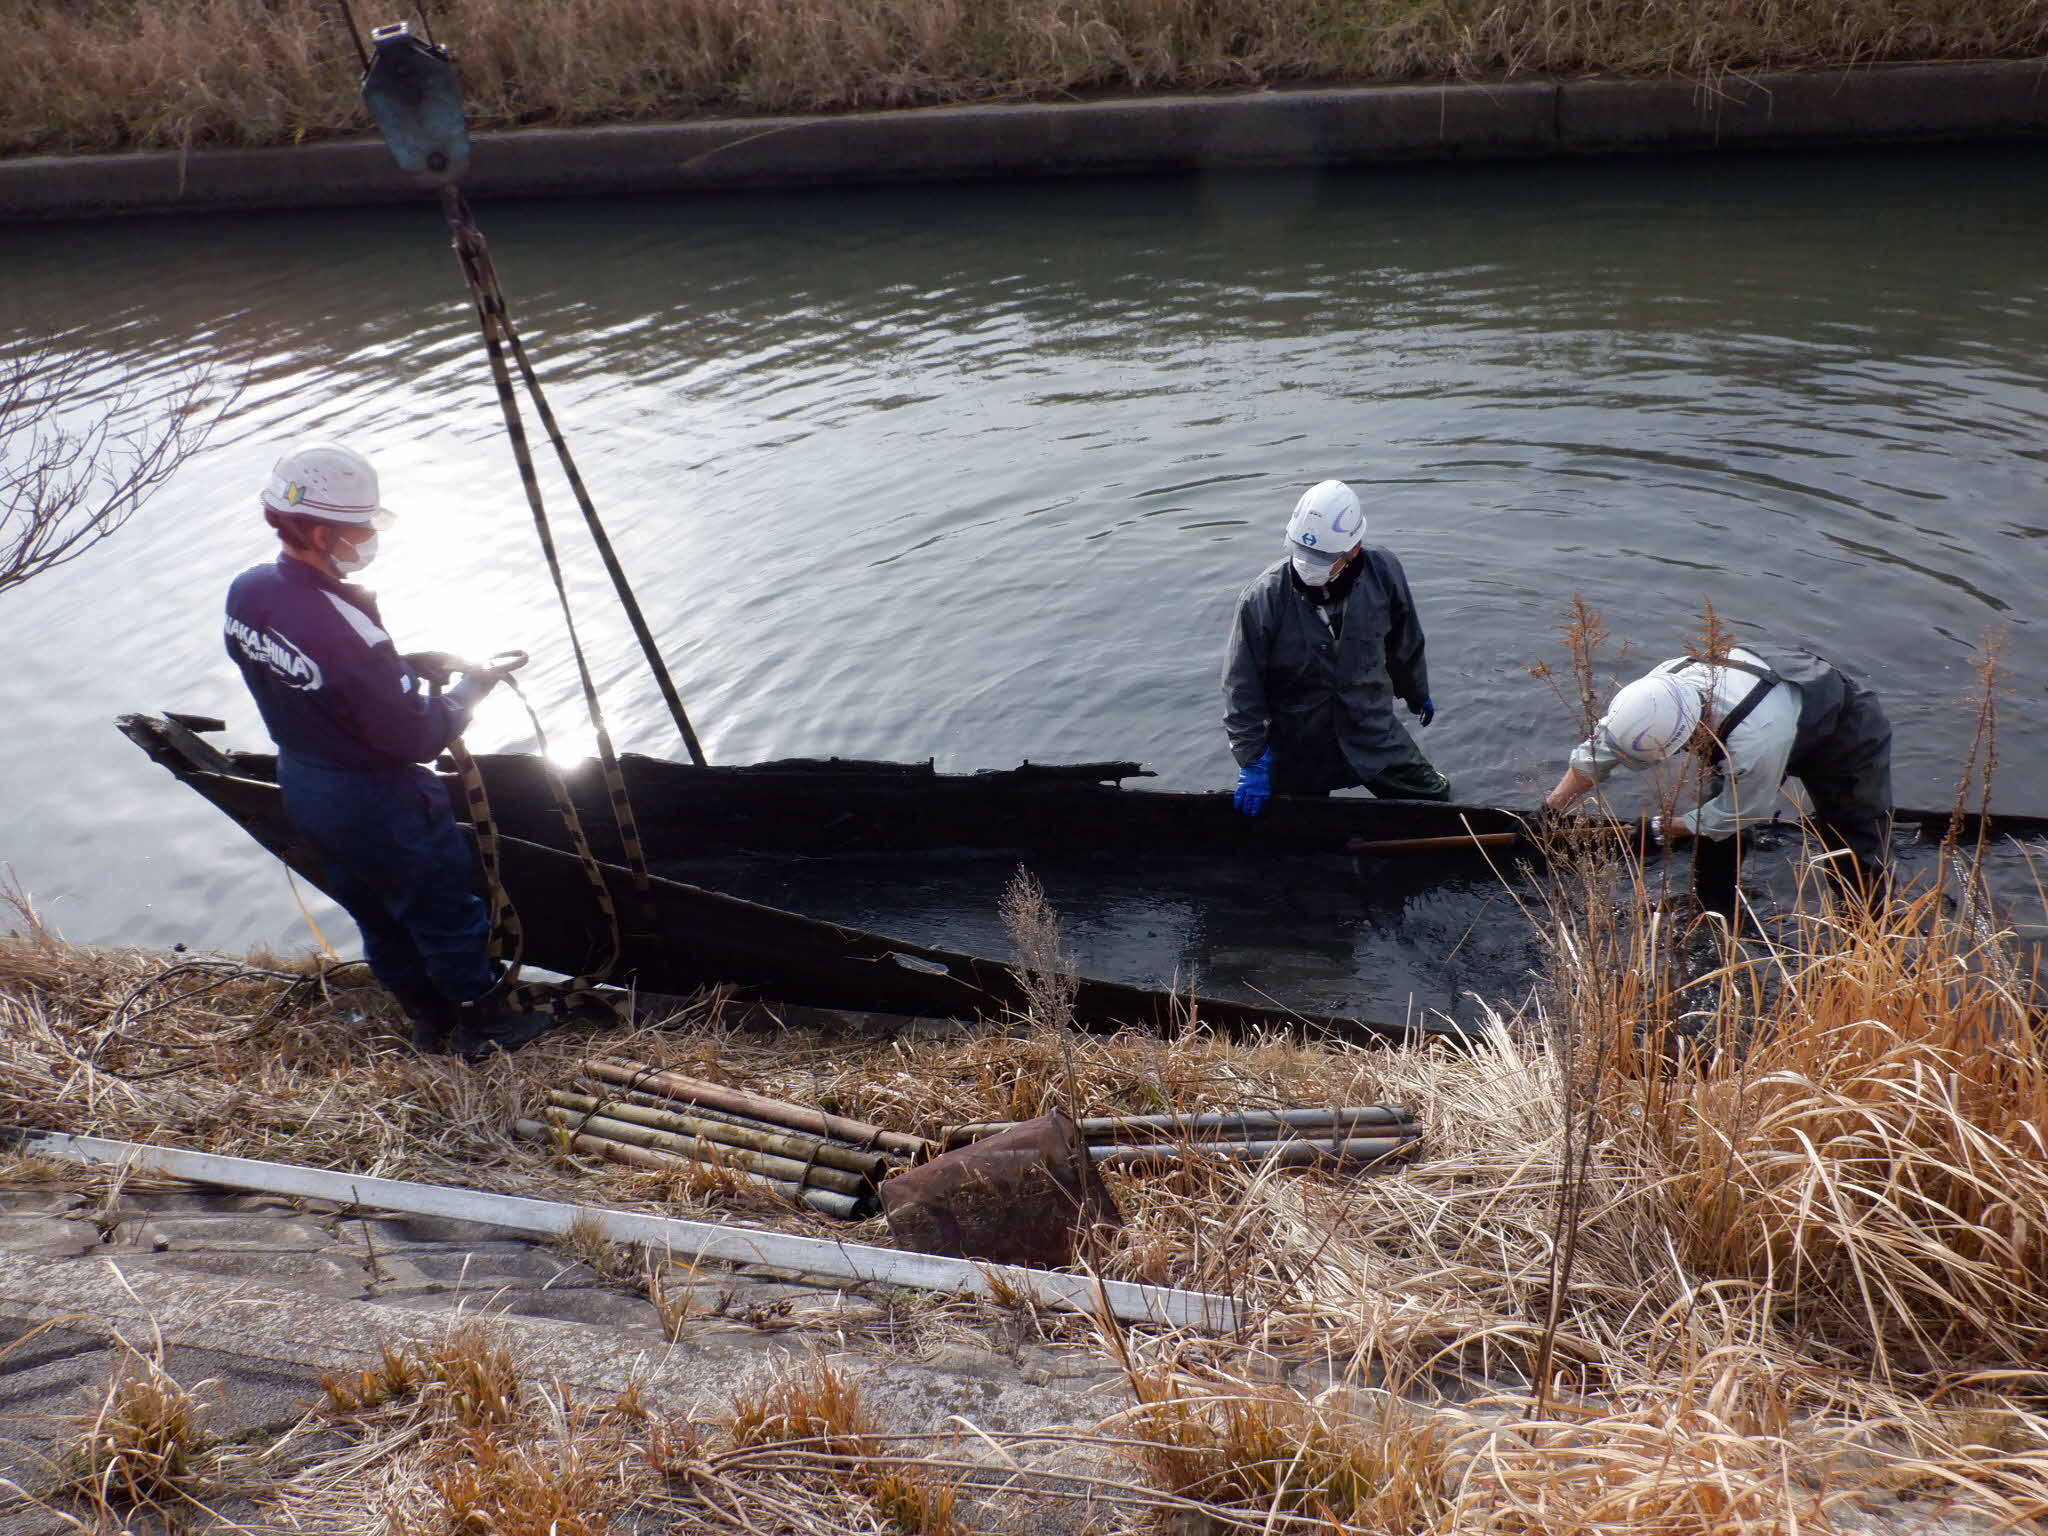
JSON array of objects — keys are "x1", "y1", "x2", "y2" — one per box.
[
  {"x1": 1114, "y1": 1366, "x2": 1458, "y2": 1533},
  {"x1": 1547, "y1": 854, "x2": 2048, "y2": 1380},
  {"x1": 5, "y1": 0, "x2": 2047, "y2": 156},
  {"x1": 55, "y1": 1344, "x2": 216, "y2": 1519},
  {"x1": 0, "y1": 927, "x2": 755, "y2": 1218},
  {"x1": 10, "y1": 801, "x2": 2048, "y2": 1531}
]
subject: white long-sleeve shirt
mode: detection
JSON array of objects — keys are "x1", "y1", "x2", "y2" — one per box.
[{"x1": 1569, "y1": 646, "x2": 1803, "y2": 841}]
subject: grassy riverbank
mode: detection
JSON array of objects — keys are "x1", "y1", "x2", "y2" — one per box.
[
  {"x1": 7, "y1": 0, "x2": 2047, "y2": 157},
  {"x1": 4, "y1": 841, "x2": 2047, "y2": 1532}
]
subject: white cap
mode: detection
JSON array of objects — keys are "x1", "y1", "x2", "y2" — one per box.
[
  {"x1": 1285, "y1": 480, "x2": 1365, "y2": 586},
  {"x1": 260, "y1": 442, "x2": 395, "y2": 529},
  {"x1": 1600, "y1": 669, "x2": 1704, "y2": 766}
]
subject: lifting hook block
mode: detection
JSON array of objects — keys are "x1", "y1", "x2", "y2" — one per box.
[{"x1": 360, "y1": 21, "x2": 470, "y2": 187}]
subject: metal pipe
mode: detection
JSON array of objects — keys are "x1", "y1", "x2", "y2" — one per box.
[
  {"x1": 513, "y1": 1120, "x2": 859, "y2": 1220},
  {"x1": 547, "y1": 1091, "x2": 891, "y2": 1180},
  {"x1": 539, "y1": 1108, "x2": 869, "y2": 1197},
  {"x1": 578, "y1": 1058, "x2": 931, "y2": 1158},
  {"x1": 945, "y1": 1106, "x2": 1414, "y2": 1147},
  {"x1": 1092, "y1": 1135, "x2": 1419, "y2": 1170}
]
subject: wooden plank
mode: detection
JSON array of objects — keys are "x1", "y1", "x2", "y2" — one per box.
[{"x1": 19, "y1": 1132, "x2": 1239, "y2": 1331}]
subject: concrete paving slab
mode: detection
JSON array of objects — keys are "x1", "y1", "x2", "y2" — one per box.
[
  {"x1": 375, "y1": 1286, "x2": 668, "y2": 1334},
  {"x1": 123, "y1": 1213, "x2": 338, "y2": 1253},
  {"x1": 0, "y1": 1347, "x2": 119, "y2": 1497},
  {"x1": 110, "y1": 1250, "x2": 368, "y2": 1299},
  {"x1": 356, "y1": 1214, "x2": 558, "y2": 1248},
  {"x1": 0, "y1": 1194, "x2": 86, "y2": 1219},
  {"x1": 147, "y1": 1345, "x2": 327, "y2": 1441},
  {"x1": 0, "y1": 1322, "x2": 104, "y2": 1378},
  {"x1": 0, "y1": 1219, "x2": 98, "y2": 1259},
  {"x1": 369, "y1": 1243, "x2": 587, "y2": 1289},
  {"x1": 0, "y1": 1246, "x2": 1129, "y2": 1444}
]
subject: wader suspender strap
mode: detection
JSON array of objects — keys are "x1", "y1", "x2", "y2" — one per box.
[{"x1": 1662, "y1": 655, "x2": 1778, "y2": 767}]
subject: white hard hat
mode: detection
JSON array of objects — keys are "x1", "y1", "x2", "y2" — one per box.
[
  {"x1": 259, "y1": 442, "x2": 394, "y2": 529},
  {"x1": 1600, "y1": 670, "x2": 1704, "y2": 766},
  {"x1": 1285, "y1": 480, "x2": 1365, "y2": 586}
]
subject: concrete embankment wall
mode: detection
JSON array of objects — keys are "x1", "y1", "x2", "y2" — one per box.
[{"x1": 3, "y1": 60, "x2": 2045, "y2": 220}]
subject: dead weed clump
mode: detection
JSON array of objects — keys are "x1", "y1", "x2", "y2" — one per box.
[
  {"x1": 707, "y1": 1360, "x2": 966, "y2": 1536},
  {"x1": 55, "y1": 1345, "x2": 217, "y2": 1518},
  {"x1": 1115, "y1": 1365, "x2": 1457, "y2": 1534},
  {"x1": 726, "y1": 1358, "x2": 876, "y2": 1464},
  {"x1": 404, "y1": 1427, "x2": 620, "y2": 1536}
]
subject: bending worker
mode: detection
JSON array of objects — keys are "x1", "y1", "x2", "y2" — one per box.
[
  {"x1": 1222, "y1": 479, "x2": 1449, "y2": 814},
  {"x1": 224, "y1": 441, "x2": 548, "y2": 1059},
  {"x1": 1541, "y1": 639, "x2": 1892, "y2": 920}
]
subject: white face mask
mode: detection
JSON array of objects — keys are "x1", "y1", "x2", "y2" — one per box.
[{"x1": 331, "y1": 532, "x2": 379, "y2": 574}]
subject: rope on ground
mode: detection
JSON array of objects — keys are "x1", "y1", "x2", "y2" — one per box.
[{"x1": 86, "y1": 957, "x2": 376, "y2": 1073}]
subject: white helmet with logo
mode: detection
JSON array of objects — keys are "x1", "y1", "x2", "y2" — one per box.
[
  {"x1": 259, "y1": 443, "x2": 395, "y2": 529},
  {"x1": 1600, "y1": 670, "x2": 1704, "y2": 766},
  {"x1": 1285, "y1": 479, "x2": 1366, "y2": 586}
]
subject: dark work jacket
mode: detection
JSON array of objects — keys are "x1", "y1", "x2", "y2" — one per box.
[
  {"x1": 224, "y1": 555, "x2": 471, "y2": 772},
  {"x1": 1220, "y1": 548, "x2": 1431, "y2": 791}
]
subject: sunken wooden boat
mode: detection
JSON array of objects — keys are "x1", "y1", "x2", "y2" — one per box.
[
  {"x1": 118, "y1": 713, "x2": 1475, "y2": 1049},
  {"x1": 134, "y1": 713, "x2": 2048, "y2": 872},
  {"x1": 144, "y1": 731, "x2": 1534, "y2": 868}
]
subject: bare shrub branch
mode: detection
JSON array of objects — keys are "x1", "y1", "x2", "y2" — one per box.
[{"x1": 0, "y1": 342, "x2": 224, "y2": 598}]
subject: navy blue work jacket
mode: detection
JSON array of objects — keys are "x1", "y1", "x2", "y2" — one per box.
[{"x1": 224, "y1": 555, "x2": 470, "y2": 771}]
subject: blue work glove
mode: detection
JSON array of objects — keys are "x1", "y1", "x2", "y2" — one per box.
[
  {"x1": 1233, "y1": 749, "x2": 1272, "y2": 817},
  {"x1": 1413, "y1": 697, "x2": 1436, "y2": 727}
]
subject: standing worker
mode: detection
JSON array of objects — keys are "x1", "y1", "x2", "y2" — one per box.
[
  {"x1": 224, "y1": 441, "x2": 549, "y2": 1059},
  {"x1": 1222, "y1": 480, "x2": 1449, "y2": 814},
  {"x1": 1540, "y1": 639, "x2": 1892, "y2": 920}
]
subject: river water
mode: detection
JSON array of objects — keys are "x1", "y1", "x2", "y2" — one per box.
[{"x1": 3, "y1": 147, "x2": 2044, "y2": 1023}]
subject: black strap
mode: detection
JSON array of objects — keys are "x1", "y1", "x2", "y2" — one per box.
[{"x1": 1662, "y1": 654, "x2": 1778, "y2": 766}]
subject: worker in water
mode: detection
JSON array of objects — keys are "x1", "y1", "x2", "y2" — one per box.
[
  {"x1": 1222, "y1": 479, "x2": 1448, "y2": 815},
  {"x1": 224, "y1": 441, "x2": 549, "y2": 1059},
  {"x1": 1540, "y1": 640, "x2": 1892, "y2": 921}
]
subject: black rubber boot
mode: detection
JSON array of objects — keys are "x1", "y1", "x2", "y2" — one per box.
[
  {"x1": 388, "y1": 984, "x2": 456, "y2": 1054},
  {"x1": 450, "y1": 995, "x2": 555, "y2": 1062}
]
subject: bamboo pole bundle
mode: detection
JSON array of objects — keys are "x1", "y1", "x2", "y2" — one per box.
[
  {"x1": 1091, "y1": 1135, "x2": 1420, "y2": 1171},
  {"x1": 579, "y1": 1057, "x2": 932, "y2": 1157},
  {"x1": 547, "y1": 1090, "x2": 892, "y2": 1180},
  {"x1": 944, "y1": 1106, "x2": 1417, "y2": 1148},
  {"x1": 538, "y1": 1108, "x2": 870, "y2": 1197},
  {"x1": 512, "y1": 1119, "x2": 860, "y2": 1220},
  {"x1": 581, "y1": 1082, "x2": 838, "y2": 1141}
]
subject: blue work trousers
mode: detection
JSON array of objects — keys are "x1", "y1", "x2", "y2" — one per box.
[{"x1": 277, "y1": 755, "x2": 496, "y2": 1004}]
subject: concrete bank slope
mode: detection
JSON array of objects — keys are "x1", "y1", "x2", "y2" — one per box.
[{"x1": 4, "y1": 59, "x2": 2046, "y2": 220}]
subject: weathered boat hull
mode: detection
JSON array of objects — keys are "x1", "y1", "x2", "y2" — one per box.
[
  {"x1": 203, "y1": 740, "x2": 1532, "y2": 865},
  {"x1": 119, "y1": 714, "x2": 1470, "y2": 1048}
]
